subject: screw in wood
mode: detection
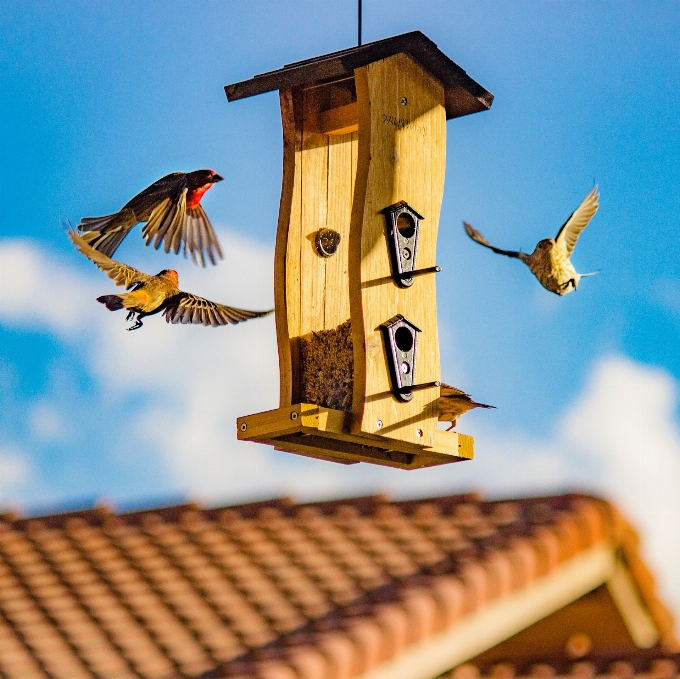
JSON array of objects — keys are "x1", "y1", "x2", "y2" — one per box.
[
  {"x1": 240, "y1": 422, "x2": 247, "y2": 432},
  {"x1": 376, "y1": 420, "x2": 383, "y2": 429},
  {"x1": 415, "y1": 429, "x2": 423, "y2": 438},
  {"x1": 290, "y1": 411, "x2": 298, "y2": 421}
]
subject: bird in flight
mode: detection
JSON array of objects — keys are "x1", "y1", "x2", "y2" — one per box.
[
  {"x1": 463, "y1": 186, "x2": 599, "y2": 295},
  {"x1": 438, "y1": 383, "x2": 495, "y2": 430},
  {"x1": 77, "y1": 170, "x2": 224, "y2": 267},
  {"x1": 68, "y1": 230, "x2": 273, "y2": 331}
]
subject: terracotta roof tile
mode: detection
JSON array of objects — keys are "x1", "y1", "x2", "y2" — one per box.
[
  {"x1": 0, "y1": 493, "x2": 675, "y2": 679},
  {"x1": 451, "y1": 650, "x2": 680, "y2": 679}
]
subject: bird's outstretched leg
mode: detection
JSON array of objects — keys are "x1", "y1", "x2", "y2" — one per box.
[
  {"x1": 446, "y1": 420, "x2": 457, "y2": 431},
  {"x1": 126, "y1": 310, "x2": 135, "y2": 321},
  {"x1": 127, "y1": 315, "x2": 143, "y2": 331}
]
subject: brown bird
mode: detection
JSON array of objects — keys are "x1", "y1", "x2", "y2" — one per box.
[
  {"x1": 68, "y1": 230, "x2": 273, "y2": 331},
  {"x1": 438, "y1": 383, "x2": 495, "y2": 430},
  {"x1": 77, "y1": 170, "x2": 224, "y2": 267},
  {"x1": 463, "y1": 186, "x2": 599, "y2": 295}
]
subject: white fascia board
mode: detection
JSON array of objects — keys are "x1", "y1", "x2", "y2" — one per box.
[{"x1": 355, "y1": 543, "x2": 618, "y2": 679}]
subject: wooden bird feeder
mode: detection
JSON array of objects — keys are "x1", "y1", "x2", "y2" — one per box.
[{"x1": 226, "y1": 32, "x2": 493, "y2": 469}]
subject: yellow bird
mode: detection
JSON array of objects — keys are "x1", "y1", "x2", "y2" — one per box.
[
  {"x1": 68, "y1": 230, "x2": 272, "y2": 331},
  {"x1": 464, "y1": 186, "x2": 599, "y2": 295},
  {"x1": 438, "y1": 383, "x2": 495, "y2": 430}
]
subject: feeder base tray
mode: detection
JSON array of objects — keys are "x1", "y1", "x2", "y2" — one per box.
[{"x1": 237, "y1": 404, "x2": 473, "y2": 469}]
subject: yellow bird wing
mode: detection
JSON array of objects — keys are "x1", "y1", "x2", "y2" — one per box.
[
  {"x1": 163, "y1": 293, "x2": 273, "y2": 327},
  {"x1": 555, "y1": 186, "x2": 599, "y2": 257},
  {"x1": 68, "y1": 229, "x2": 153, "y2": 289}
]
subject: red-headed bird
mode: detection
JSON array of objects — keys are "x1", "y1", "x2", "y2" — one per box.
[
  {"x1": 463, "y1": 186, "x2": 599, "y2": 295},
  {"x1": 68, "y1": 230, "x2": 272, "y2": 331},
  {"x1": 77, "y1": 170, "x2": 224, "y2": 267}
]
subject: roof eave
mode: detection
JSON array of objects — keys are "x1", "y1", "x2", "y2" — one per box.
[{"x1": 224, "y1": 31, "x2": 493, "y2": 120}]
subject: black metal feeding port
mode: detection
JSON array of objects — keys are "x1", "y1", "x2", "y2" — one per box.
[
  {"x1": 382, "y1": 201, "x2": 441, "y2": 287},
  {"x1": 383, "y1": 202, "x2": 422, "y2": 287},
  {"x1": 381, "y1": 315, "x2": 439, "y2": 402}
]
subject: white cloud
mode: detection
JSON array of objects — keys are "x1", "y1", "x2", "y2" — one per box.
[
  {"x1": 29, "y1": 401, "x2": 68, "y2": 442},
  {"x1": 0, "y1": 240, "x2": 94, "y2": 334},
  {"x1": 561, "y1": 356, "x2": 680, "y2": 616},
  {"x1": 0, "y1": 446, "x2": 30, "y2": 501}
]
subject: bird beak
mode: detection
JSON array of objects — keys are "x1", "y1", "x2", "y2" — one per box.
[{"x1": 212, "y1": 173, "x2": 224, "y2": 183}]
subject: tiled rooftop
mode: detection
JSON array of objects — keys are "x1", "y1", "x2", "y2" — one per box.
[
  {"x1": 448, "y1": 650, "x2": 680, "y2": 679},
  {"x1": 0, "y1": 493, "x2": 674, "y2": 679}
]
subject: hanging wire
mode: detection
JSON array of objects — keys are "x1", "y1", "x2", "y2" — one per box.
[{"x1": 358, "y1": 0, "x2": 362, "y2": 45}]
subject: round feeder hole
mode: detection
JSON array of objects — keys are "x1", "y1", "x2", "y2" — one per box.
[
  {"x1": 400, "y1": 362, "x2": 410, "y2": 374},
  {"x1": 394, "y1": 326, "x2": 414, "y2": 353},
  {"x1": 315, "y1": 228, "x2": 341, "y2": 257},
  {"x1": 396, "y1": 212, "x2": 416, "y2": 239},
  {"x1": 402, "y1": 247, "x2": 411, "y2": 260}
]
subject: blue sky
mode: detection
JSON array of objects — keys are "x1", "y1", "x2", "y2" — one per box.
[{"x1": 2, "y1": 1, "x2": 680, "y2": 611}]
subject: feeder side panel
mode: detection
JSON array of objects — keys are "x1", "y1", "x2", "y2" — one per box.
[
  {"x1": 350, "y1": 53, "x2": 445, "y2": 447},
  {"x1": 275, "y1": 88, "x2": 302, "y2": 406},
  {"x1": 276, "y1": 87, "x2": 358, "y2": 408},
  {"x1": 324, "y1": 132, "x2": 357, "y2": 330}
]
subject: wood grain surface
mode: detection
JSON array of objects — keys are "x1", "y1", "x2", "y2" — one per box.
[
  {"x1": 349, "y1": 53, "x2": 446, "y2": 446},
  {"x1": 275, "y1": 87, "x2": 357, "y2": 406}
]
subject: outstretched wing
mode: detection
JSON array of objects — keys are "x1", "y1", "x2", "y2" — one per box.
[
  {"x1": 163, "y1": 293, "x2": 273, "y2": 327},
  {"x1": 555, "y1": 186, "x2": 599, "y2": 257},
  {"x1": 440, "y1": 383, "x2": 471, "y2": 399},
  {"x1": 463, "y1": 222, "x2": 522, "y2": 259},
  {"x1": 183, "y1": 204, "x2": 224, "y2": 267},
  {"x1": 67, "y1": 229, "x2": 153, "y2": 289},
  {"x1": 142, "y1": 191, "x2": 187, "y2": 256}
]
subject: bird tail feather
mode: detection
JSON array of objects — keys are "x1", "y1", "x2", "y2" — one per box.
[
  {"x1": 78, "y1": 214, "x2": 118, "y2": 232},
  {"x1": 97, "y1": 295, "x2": 125, "y2": 311},
  {"x1": 79, "y1": 228, "x2": 129, "y2": 258}
]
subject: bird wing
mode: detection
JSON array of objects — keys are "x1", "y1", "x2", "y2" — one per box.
[
  {"x1": 68, "y1": 230, "x2": 153, "y2": 289},
  {"x1": 463, "y1": 222, "x2": 522, "y2": 259},
  {"x1": 440, "y1": 383, "x2": 472, "y2": 399},
  {"x1": 121, "y1": 172, "x2": 188, "y2": 216},
  {"x1": 554, "y1": 186, "x2": 599, "y2": 257},
  {"x1": 184, "y1": 204, "x2": 224, "y2": 267},
  {"x1": 163, "y1": 293, "x2": 273, "y2": 326},
  {"x1": 142, "y1": 191, "x2": 188, "y2": 255}
]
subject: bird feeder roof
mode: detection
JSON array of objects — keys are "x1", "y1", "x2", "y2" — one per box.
[{"x1": 225, "y1": 31, "x2": 493, "y2": 119}]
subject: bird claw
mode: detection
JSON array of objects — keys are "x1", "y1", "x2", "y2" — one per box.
[{"x1": 127, "y1": 319, "x2": 143, "y2": 331}]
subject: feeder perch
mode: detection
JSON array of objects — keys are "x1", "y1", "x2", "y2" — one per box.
[{"x1": 226, "y1": 31, "x2": 493, "y2": 468}]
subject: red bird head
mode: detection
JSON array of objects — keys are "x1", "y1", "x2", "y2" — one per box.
[
  {"x1": 188, "y1": 169, "x2": 223, "y2": 187},
  {"x1": 158, "y1": 269, "x2": 179, "y2": 285},
  {"x1": 186, "y1": 169, "x2": 223, "y2": 209}
]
